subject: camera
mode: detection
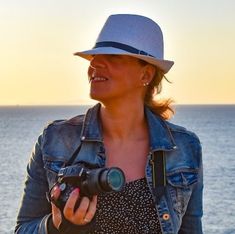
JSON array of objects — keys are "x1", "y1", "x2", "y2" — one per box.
[{"x1": 50, "y1": 163, "x2": 126, "y2": 210}]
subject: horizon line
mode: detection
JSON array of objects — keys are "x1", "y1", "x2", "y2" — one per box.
[{"x1": 0, "y1": 103, "x2": 235, "y2": 107}]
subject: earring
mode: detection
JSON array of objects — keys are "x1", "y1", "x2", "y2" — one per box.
[{"x1": 143, "y1": 82, "x2": 149, "y2": 86}]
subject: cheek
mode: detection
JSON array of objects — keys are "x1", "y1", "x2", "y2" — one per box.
[{"x1": 123, "y1": 70, "x2": 142, "y2": 86}]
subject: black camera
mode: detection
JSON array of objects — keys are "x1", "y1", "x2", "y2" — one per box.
[{"x1": 50, "y1": 163, "x2": 126, "y2": 210}]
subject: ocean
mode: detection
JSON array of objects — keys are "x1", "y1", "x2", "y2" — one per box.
[{"x1": 0, "y1": 105, "x2": 234, "y2": 234}]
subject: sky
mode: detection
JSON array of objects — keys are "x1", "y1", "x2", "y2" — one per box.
[{"x1": 1, "y1": 0, "x2": 235, "y2": 105}]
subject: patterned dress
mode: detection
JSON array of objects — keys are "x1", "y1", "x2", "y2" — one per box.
[{"x1": 89, "y1": 178, "x2": 162, "y2": 234}]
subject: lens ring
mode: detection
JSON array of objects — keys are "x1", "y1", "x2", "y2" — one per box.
[{"x1": 107, "y1": 167, "x2": 125, "y2": 191}]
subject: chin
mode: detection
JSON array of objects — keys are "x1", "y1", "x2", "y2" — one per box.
[
  {"x1": 89, "y1": 93, "x2": 106, "y2": 102},
  {"x1": 90, "y1": 93, "x2": 116, "y2": 105}
]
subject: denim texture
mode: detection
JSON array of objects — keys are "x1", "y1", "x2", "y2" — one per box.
[{"x1": 15, "y1": 103, "x2": 203, "y2": 234}]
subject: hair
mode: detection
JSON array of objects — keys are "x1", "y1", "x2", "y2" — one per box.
[{"x1": 139, "y1": 60, "x2": 175, "y2": 120}]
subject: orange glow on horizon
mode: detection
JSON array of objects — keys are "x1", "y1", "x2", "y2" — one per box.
[{"x1": 1, "y1": 1, "x2": 235, "y2": 105}]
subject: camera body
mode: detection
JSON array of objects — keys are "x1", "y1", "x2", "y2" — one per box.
[{"x1": 51, "y1": 163, "x2": 125, "y2": 210}]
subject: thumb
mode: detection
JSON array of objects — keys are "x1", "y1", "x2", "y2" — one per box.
[{"x1": 51, "y1": 185, "x2": 61, "y2": 201}]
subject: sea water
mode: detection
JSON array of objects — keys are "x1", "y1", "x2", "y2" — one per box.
[{"x1": 0, "y1": 105, "x2": 234, "y2": 234}]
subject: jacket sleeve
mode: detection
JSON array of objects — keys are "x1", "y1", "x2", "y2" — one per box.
[
  {"x1": 15, "y1": 134, "x2": 52, "y2": 234},
  {"x1": 179, "y1": 139, "x2": 203, "y2": 234},
  {"x1": 15, "y1": 131, "x2": 95, "y2": 234}
]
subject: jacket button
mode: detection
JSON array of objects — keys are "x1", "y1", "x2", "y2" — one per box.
[{"x1": 162, "y1": 213, "x2": 170, "y2": 220}]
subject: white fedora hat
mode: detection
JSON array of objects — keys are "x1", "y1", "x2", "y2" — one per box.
[{"x1": 74, "y1": 14, "x2": 174, "y2": 74}]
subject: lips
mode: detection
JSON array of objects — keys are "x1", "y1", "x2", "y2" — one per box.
[{"x1": 89, "y1": 76, "x2": 108, "y2": 83}]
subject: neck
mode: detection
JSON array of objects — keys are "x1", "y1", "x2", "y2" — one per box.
[{"x1": 100, "y1": 101, "x2": 148, "y2": 141}]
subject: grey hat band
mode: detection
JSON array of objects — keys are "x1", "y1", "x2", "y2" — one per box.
[{"x1": 93, "y1": 41, "x2": 155, "y2": 58}]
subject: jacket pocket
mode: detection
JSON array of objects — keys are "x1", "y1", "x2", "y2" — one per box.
[{"x1": 166, "y1": 169, "x2": 198, "y2": 215}]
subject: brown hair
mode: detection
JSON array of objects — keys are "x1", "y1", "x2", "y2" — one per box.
[{"x1": 139, "y1": 60, "x2": 174, "y2": 120}]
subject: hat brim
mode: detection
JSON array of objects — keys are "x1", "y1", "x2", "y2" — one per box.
[{"x1": 74, "y1": 47, "x2": 174, "y2": 74}]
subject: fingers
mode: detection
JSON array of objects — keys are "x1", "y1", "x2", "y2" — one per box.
[
  {"x1": 74, "y1": 196, "x2": 90, "y2": 221},
  {"x1": 50, "y1": 186, "x2": 62, "y2": 229},
  {"x1": 50, "y1": 186, "x2": 97, "y2": 228},
  {"x1": 64, "y1": 188, "x2": 80, "y2": 219},
  {"x1": 51, "y1": 202, "x2": 62, "y2": 229},
  {"x1": 63, "y1": 188, "x2": 97, "y2": 225},
  {"x1": 82, "y1": 195, "x2": 97, "y2": 223}
]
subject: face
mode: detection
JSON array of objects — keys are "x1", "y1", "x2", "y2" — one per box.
[{"x1": 87, "y1": 54, "x2": 146, "y2": 103}]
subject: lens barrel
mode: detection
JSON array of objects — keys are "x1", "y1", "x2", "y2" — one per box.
[{"x1": 83, "y1": 167, "x2": 125, "y2": 195}]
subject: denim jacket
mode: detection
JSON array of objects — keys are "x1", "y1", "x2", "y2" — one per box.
[{"x1": 15, "y1": 104, "x2": 203, "y2": 234}]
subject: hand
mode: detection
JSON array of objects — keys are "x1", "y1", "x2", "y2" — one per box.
[{"x1": 51, "y1": 186, "x2": 97, "y2": 229}]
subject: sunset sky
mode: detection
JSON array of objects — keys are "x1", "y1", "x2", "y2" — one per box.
[{"x1": 1, "y1": 0, "x2": 235, "y2": 105}]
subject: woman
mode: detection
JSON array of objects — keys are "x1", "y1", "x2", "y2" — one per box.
[{"x1": 15, "y1": 14, "x2": 203, "y2": 234}]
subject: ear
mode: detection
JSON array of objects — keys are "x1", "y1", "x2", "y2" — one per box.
[{"x1": 140, "y1": 64, "x2": 156, "y2": 86}]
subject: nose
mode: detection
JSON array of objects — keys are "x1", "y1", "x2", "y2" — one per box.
[
  {"x1": 90, "y1": 55, "x2": 106, "y2": 69},
  {"x1": 88, "y1": 55, "x2": 107, "y2": 79}
]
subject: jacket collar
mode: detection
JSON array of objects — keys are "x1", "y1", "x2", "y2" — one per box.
[
  {"x1": 144, "y1": 106, "x2": 176, "y2": 151},
  {"x1": 80, "y1": 103, "x2": 176, "y2": 151}
]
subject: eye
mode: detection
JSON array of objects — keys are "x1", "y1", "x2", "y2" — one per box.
[
  {"x1": 108, "y1": 54, "x2": 118, "y2": 58},
  {"x1": 107, "y1": 54, "x2": 123, "y2": 60}
]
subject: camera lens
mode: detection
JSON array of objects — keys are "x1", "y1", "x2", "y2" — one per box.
[
  {"x1": 107, "y1": 168, "x2": 125, "y2": 191},
  {"x1": 100, "y1": 167, "x2": 125, "y2": 192}
]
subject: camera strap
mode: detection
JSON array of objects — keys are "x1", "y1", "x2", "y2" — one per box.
[
  {"x1": 151, "y1": 150, "x2": 166, "y2": 203},
  {"x1": 64, "y1": 143, "x2": 83, "y2": 167}
]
